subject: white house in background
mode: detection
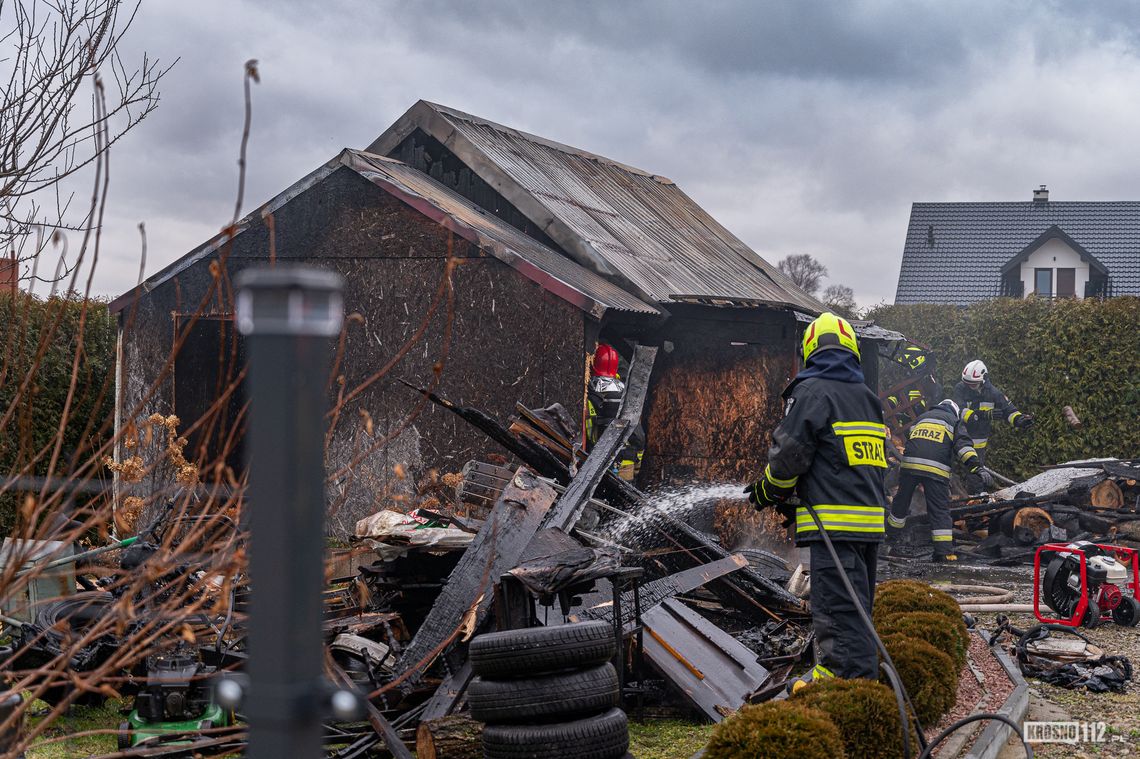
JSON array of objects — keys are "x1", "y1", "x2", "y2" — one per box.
[{"x1": 894, "y1": 186, "x2": 1139, "y2": 305}]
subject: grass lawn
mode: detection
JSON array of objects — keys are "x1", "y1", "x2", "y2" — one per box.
[
  {"x1": 24, "y1": 699, "x2": 121, "y2": 758},
  {"x1": 629, "y1": 718, "x2": 713, "y2": 759}
]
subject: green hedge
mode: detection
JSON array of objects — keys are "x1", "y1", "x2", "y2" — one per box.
[
  {"x1": 866, "y1": 297, "x2": 1140, "y2": 479},
  {"x1": 0, "y1": 293, "x2": 116, "y2": 532}
]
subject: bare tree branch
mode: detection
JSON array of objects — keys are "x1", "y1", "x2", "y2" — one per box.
[{"x1": 0, "y1": 0, "x2": 171, "y2": 282}]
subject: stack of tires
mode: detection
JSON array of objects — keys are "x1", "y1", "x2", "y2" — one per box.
[{"x1": 469, "y1": 621, "x2": 630, "y2": 759}]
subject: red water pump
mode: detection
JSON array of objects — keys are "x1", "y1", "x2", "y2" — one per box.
[{"x1": 1034, "y1": 541, "x2": 1140, "y2": 628}]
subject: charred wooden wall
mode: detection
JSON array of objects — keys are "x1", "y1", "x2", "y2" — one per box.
[
  {"x1": 118, "y1": 167, "x2": 585, "y2": 536},
  {"x1": 633, "y1": 307, "x2": 798, "y2": 549},
  {"x1": 637, "y1": 306, "x2": 797, "y2": 486}
]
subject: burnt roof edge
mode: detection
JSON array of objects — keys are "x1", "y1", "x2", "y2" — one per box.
[
  {"x1": 111, "y1": 150, "x2": 661, "y2": 322},
  {"x1": 366, "y1": 101, "x2": 826, "y2": 313},
  {"x1": 367, "y1": 101, "x2": 647, "y2": 302}
]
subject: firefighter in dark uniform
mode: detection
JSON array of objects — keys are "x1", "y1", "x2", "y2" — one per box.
[
  {"x1": 952, "y1": 360, "x2": 1032, "y2": 493},
  {"x1": 586, "y1": 343, "x2": 644, "y2": 481},
  {"x1": 884, "y1": 345, "x2": 941, "y2": 426},
  {"x1": 885, "y1": 388, "x2": 928, "y2": 425},
  {"x1": 747, "y1": 312, "x2": 886, "y2": 683},
  {"x1": 887, "y1": 399, "x2": 985, "y2": 562}
]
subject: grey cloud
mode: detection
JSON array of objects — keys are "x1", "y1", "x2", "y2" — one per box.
[{"x1": 68, "y1": 0, "x2": 1140, "y2": 308}]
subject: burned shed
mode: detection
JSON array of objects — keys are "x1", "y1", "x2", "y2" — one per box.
[
  {"x1": 368, "y1": 102, "x2": 827, "y2": 486},
  {"x1": 112, "y1": 101, "x2": 845, "y2": 537}
]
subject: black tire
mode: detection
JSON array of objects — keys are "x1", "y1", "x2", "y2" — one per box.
[
  {"x1": 117, "y1": 723, "x2": 132, "y2": 750},
  {"x1": 1112, "y1": 596, "x2": 1140, "y2": 627},
  {"x1": 35, "y1": 592, "x2": 114, "y2": 644},
  {"x1": 482, "y1": 708, "x2": 628, "y2": 759},
  {"x1": 470, "y1": 622, "x2": 615, "y2": 679},
  {"x1": 738, "y1": 548, "x2": 791, "y2": 585},
  {"x1": 470, "y1": 663, "x2": 619, "y2": 724},
  {"x1": 1083, "y1": 598, "x2": 1101, "y2": 629}
]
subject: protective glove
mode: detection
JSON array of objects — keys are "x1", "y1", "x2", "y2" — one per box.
[
  {"x1": 1015, "y1": 414, "x2": 1034, "y2": 430},
  {"x1": 745, "y1": 482, "x2": 797, "y2": 528},
  {"x1": 744, "y1": 481, "x2": 774, "y2": 510},
  {"x1": 979, "y1": 469, "x2": 994, "y2": 490}
]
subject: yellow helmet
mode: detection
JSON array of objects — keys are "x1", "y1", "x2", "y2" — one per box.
[{"x1": 802, "y1": 312, "x2": 860, "y2": 362}]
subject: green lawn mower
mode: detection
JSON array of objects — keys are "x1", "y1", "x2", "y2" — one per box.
[{"x1": 117, "y1": 644, "x2": 233, "y2": 750}]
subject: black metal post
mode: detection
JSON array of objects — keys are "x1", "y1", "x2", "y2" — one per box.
[{"x1": 237, "y1": 267, "x2": 343, "y2": 759}]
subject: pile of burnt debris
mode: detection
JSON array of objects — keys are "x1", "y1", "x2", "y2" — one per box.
[
  {"x1": 337, "y1": 345, "x2": 812, "y2": 757},
  {"x1": 4, "y1": 344, "x2": 810, "y2": 757},
  {"x1": 892, "y1": 458, "x2": 1140, "y2": 565}
]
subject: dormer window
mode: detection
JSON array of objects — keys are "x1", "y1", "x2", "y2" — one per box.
[{"x1": 1000, "y1": 226, "x2": 1108, "y2": 301}]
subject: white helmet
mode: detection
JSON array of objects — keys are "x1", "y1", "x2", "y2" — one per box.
[
  {"x1": 962, "y1": 360, "x2": 988, "y2": 385},
  {"x1": 937, "y1": 398, "x2": 961, "y2": 418}
]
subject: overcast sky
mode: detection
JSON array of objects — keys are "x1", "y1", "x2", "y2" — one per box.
[{"x1": 65, "y1": 0, "x2": 1140, "y2": 306}]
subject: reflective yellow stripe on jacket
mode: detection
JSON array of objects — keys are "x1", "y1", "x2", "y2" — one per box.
[{"x1": 795, "y1": 504, "x2": 885, "y2": 535}]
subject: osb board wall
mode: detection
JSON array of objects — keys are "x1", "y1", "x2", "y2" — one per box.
[
  {"x1": 638, "y1": 329, "x2": 797, "y2": 550},
  {"x1": 118, "y1": 167, "x2": 585, "y2": 536}
]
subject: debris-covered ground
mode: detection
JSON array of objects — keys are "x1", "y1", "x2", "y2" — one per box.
[{"x1": 885, "y1": 561, "x2": 1140, "y2": 757}]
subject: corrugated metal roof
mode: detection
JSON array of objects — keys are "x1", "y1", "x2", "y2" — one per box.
[
  {"x1": 111, "y1": 150, "x2": 660, "y2": 318},
  {"x1": 367, "y1": 101, "x2": 824, "y2": 313},
  {"x1": 344, "y1": 150, "x2": 659, "y2": 317},
  {"x1": 896, "y1": 201, "x2": 1140, "y2": 305}
]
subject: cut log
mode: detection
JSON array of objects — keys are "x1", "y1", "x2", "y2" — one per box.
[
  {"x1": 997, "y1": 507, "x2": 1052, "y2": 545},
  {"x1": 1117, "y1": 521, "x2": 1140, "y2": 542},
  {"x1": 1091, "y1": 480, "x2": 1125, "y2": 509},
  {"x1": 1063, "y1": 406, "x2": 1082, "y2": 428},
  {"x1": 416, "y1": 716, "x2": 483, "y2": 759},
  {"x1": 1064, "y1": 475, "x2": 1124, "y2": 509}
]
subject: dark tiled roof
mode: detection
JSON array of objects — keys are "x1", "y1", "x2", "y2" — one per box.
[
  {"x1": 368, "y1": 101, "x2": 825, "y2": 313},
  {"x1": 111, "y1": 151, "x2": 660, "y2": 318},
  {"x1": 896, "y1": 201, "x2": 1140, "y2": 304}
]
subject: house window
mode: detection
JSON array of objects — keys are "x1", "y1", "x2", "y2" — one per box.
[
  {"x1": 1034, "y1": 268, "x2": 1052, "y2": 297},
  {"x1": 1056, "y1": 268, "x2": 1076, "y2": 298}
]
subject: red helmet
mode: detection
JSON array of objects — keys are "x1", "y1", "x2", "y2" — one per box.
[{"x1": 593, "y1": 343, "x2": 619, "y2": 378}]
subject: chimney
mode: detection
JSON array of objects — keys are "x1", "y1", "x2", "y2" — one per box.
[
  {"x1": 0, "y1": 257, "x2": 17, "y2": 293},
  {"x1": 1033, "y1": 185, "x2": 1049, "y2": 202}
]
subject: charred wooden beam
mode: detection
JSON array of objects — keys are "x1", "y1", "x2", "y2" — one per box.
[
  {"x1": 392, "y1": 469, "x2": 556, "y2": 684},
  {"x1": 419, "y1": 660, "x2": 473, "y2": 722},
  {"x1": 398, "y1": 379, "x2": 568, "y2": 481},
  {"x1": 329, "y1": 660, "x2": 414, "y2": 759},
  {"x1": 581, "y1": 553, "x2": 748, "y2": 627},
  {"x1": 544, "y1": 345, "x2": 656, "y2": 531},
  {"x1": 406, "y1": 364, "x2": 800, "y2": 611}
]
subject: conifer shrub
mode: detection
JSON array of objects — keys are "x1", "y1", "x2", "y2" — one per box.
[
  {"x1": 876, "y1": 610, "x2": 969, "y2": 671},
  {"x1": 866, "y1": 297, "x2": 1140, "y2": 479},
  {"x1": 880, "y1": 633, "x2": 958, "y2": 725},
  {"x1": 874, "y1": 580, "x2": 962, "y2": 627},
  {"x1": 703, "y1": 701, "x2": 845, "y2": 759},
  {"x1": 791, "y1": 677, "x2": 918, "y2": 759}
]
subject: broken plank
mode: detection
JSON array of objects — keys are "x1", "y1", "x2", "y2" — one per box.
[
  {"x1": 393, "y1": 468, "x2": 556, "y2": 683},
  {"x1": 330, "y1": 661, "x2": 414, "y2": 759},
  {"x1": 419, "y1": 660, "x2": 474, "y2": 721},
  {"x1": 641, "y1": 597, "x2": 770, "y2": 722},
  {"x1": 580, "y1": 554, "x2": 749, "y2": 627},
  {"x1": 544, "y1": 344, "x2": 657, "y2": 532}
]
